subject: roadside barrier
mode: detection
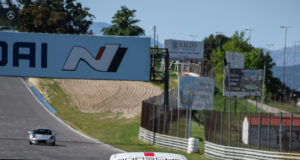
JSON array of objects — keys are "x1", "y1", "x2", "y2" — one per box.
[
  {"x1": 139, "y1": 127, "x2": 199, "y2": 153},
  {"x1": 205, "y1": 141, "x2": 300, "y2": 160}
]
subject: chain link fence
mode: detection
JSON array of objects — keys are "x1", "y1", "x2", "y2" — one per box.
[
  {"x1": 204, "y1": 110, "x2": 300, "y2": 152},
  {"x1": 140, "y1": 89, "x2": 192, "y2": 138}
]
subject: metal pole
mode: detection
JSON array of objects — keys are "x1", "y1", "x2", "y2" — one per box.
[
  {"x1": 261, "y1": 60, "x2": 266, "y2": 112},
  {"x1": 164, "y1": 49, "x2": 169, "y2": 107},
  {"x1": 152, "y1": 25, "x2": 156, "y2": 47},
  {"x1": 280, "y1": 26, "x2": 290, "y2": 86},
  {"x1": 292, "y1": 41, "x2": 300, "y2": 98}
]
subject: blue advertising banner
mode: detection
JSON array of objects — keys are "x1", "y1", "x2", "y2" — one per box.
[{"x1": 0, "y1": 32, "x2": 150, "y2": 81}]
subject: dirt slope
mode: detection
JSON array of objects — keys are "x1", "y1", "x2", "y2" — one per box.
[{"x1": 44, "y1": 79, "x2": 162, "y2": 118}]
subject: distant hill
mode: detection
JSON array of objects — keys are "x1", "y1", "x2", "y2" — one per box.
[
  {"x1": 272, "y1": 64, "x2": 300, "y2": 91},
  {"x1": 263, "y1": 45, "x2": 300, "y2": 66}
]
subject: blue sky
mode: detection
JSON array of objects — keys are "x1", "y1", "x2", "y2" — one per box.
[{"x1": 79, "y1": 0, "x2": 299, "y2": 50}]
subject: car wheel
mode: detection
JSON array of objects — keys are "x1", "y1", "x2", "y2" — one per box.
[
  {"x1": 29, "y1": 141, "x2": 32, "y2": 145},
  {"x1": 52, "y1": 140, "x2": 55, "y2": 146}
]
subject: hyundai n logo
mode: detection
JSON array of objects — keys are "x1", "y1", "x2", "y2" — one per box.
[{"x1": 62, "y1": 44, "x2": 127, "y2": 72}]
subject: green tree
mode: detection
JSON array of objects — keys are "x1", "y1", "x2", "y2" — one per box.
[
  {"x1": 204, "y1": 34, "x2": 230, "y2": 62},
  {"x1": 16, "y1": 0, "x2": 94, "y2": 34},
  {"x1": 102, "y1": 6, "x2": 144, "y2": 36}
]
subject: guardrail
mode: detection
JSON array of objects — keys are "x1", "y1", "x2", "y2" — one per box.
[
  {"x1": 138, "y1": 127, "x2": 198, "y2": 153},
  {"x1": 205, "y1": 141, "x2": 300, "y2": 160}
]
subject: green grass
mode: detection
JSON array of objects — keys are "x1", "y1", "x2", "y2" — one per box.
[
  {"x1": 213, "y1": 87, "x2": 260, "y2": 113},
  {"x1": 33, "y1": 78, "x2": 208, "y2": 160}
]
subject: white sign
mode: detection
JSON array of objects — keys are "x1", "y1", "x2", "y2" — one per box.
[
  {"x1": 226, "y1": 52, "x2": 244, "y2": 69},
  {"x1": 178, "y1": 76, "x2": 214, "y2": 110},
  {"x1": 164, "y1": 39, "x2": 204, "y2": 60}
]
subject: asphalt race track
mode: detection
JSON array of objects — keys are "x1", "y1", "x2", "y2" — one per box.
[{"x1": 0, "y1": 77, "x2": 120, "y2": 160}]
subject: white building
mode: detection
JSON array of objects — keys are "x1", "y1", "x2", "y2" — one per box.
[{"x1": 242, "y1": 115, "x2": 300, "y2": 150}]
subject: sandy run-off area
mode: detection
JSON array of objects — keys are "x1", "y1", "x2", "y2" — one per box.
[{"x1": 30, "y1": 78, "x2": 162, "y2": 118}]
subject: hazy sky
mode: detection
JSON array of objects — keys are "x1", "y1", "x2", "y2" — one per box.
[{"x1": 78, "y1": 0, "x2": 300, "y2": 50}]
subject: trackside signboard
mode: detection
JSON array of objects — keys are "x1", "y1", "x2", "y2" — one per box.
[
  {"x1": 0, "y1": 32, "x2": 150, "y2": 81},
  {"x1": 164, "y1": 39, "x2": 204, "y2": 60},
  {"x1": 178, "y1": 76, "x2": 214, "y2": 110}
]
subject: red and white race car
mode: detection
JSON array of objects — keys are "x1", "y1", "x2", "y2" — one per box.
[{"x1": 110, "y1": 152, "x2": 187, "y2": 160}]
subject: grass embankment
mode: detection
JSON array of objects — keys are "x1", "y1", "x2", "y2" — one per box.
[
  {"x1": 33, "y1": 78, "x2": 207, "y2": 160},
  {"x1": 33, "y1": 78, "x2": 258, "y2": 160}
]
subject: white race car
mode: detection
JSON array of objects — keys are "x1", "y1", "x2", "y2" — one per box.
[
  {"x1": 109, "y1": 152, "x2": 187, "y2": 160},
  {"x1": 28, "y1": 128, "x2": 56, "y2": 145}
]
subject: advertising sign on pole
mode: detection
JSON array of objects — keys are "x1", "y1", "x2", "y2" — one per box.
[
  {"x1": 226, "y1": 52, "x2": 244, "y2": 69},
  {"x1": 0, "y1": 32, "x2": 150, "y2": 81},
  {"x1": 164, "y1": 39, "x2": 204, "y2": 61},
  {"x1": 178, "y1": 76, "x2": 214, "y2": 110},
  {"x1": 223, "y1": 69, "x2": 263, "y2": 97}
]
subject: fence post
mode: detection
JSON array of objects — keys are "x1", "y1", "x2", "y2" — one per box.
[
  {"x1": 229, "y1": 111, "x2": 231, "y2": 146},
  {"x1": 188, "y1": 107, "x2": 192, "y2": 138},
  {"x1": 238, "y1": 112, "x2": 240, "y2": 147},
  {"x1": 279, "y1": 112, "x2": 282, "y2": 152},
  {"x1": 234, "y1": 97, "x2": 237, "y2": 113},
  {"x1": 213, "y1": 112, "x2": 218, "y2": 143},
  {"x1": 224, "y1": 96, "x2": 226, "y2": 112},
  {"x1": 199, "y1": 111, "x2": 201, "y2": 127},
  {"x1": 170, "y1": 107, "x2": 173, "y2": 136},
  {"x1": 289, "y1": 111, "x2": 293, "y2": 152},
  {"x1": 220, "y1": 111, "x2": 223, "y2": 145},
  {"x1": 255, "y1": 96, "x2": 258, "y2": 113},
  {"x1": 177, "y1": 108, "x2": 180, "y2": 137},
  {"x1": 244, "y1": 96, "x2": 248, "y2": 112},
  {"x1": 268, "y1": 112, "x2": 271, "y2": 151},
  {"x1": 185, "y1": 108, "x2": 188, "y2": 138},
  {"x1": 163, "y1": 105, "x2": 167, "y2": 134},
  {"x1": 158, "y1": 105, "x2": 161, "y2": 134},
  {"x1": 258, "y1": 112, "x2": 262, "y2": 150},
  {"x1": 248, "y1": 112, "x2": 251, "y2": 148},
  {"x1": 152, "y1": 104, "x2": 155, "y2": 132}
]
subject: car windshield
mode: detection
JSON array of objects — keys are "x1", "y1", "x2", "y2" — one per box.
[{"x1": 34, "y1": 129, "x2": 52, "y2": 135}]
